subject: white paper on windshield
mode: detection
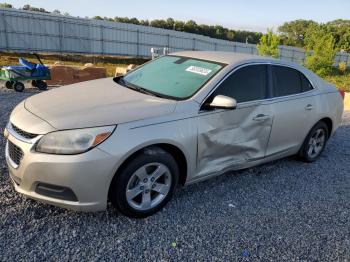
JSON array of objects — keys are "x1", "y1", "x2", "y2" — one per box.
[{"x1": 186, "y1": 66, "x2": 212, "y2": 76}]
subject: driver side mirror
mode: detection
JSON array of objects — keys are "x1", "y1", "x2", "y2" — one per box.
[{"x1": 207, "y1": 95, "x2": 237, "y2": 110}]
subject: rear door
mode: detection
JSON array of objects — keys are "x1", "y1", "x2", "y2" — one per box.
[
  {"x1": 266, "y1": 65, "x2": 318, "y2": 156},
  {"x1": 196, "y1": 64, "x2": 274, "y2": 178}
]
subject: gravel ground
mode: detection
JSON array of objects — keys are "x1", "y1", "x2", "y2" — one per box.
[{"x1": 0, "y1": 86, "x2": 349, "y2": 261}]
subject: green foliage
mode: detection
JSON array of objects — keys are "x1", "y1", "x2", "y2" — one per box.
[
  {"x1": 278, "y1": 20, "x2": 317, "y2": 47},
  {"x1": 304, "y1": 24, "x2": 336, "y2": 76},
  {"x1": 108, "y1": 16, "x2": 263, "y2": 44},
  {"x1": 323, "y1": 68, "x2": 350, "y2": 92},
  {"x1": 338, "y1": 62, "x2": 347, "y2": 74},
  {"x1": 0, "y1": 2, "x2": 12, "y2": 8},
  {"x1": 257, "y1": 29, "x2": 280, "y2": 58},
  {"x1": 22, "y1": 4, "x2": 49, "y2": 13},
  {"x1": 279, "y1": 19, "x2": 350, "y2": 52}
]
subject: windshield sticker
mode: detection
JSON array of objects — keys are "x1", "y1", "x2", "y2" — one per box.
[{"x1": 186, "y1": 66, "x2": 212, "y2": 76}]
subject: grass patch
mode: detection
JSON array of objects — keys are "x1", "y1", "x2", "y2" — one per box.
[{"x1": 323, "y1": 69, "x2": 350, "y2": 92}]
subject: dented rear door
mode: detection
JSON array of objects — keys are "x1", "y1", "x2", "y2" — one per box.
[{"x1": 196, "y1": 102, "x2": 273, "y2": 178}]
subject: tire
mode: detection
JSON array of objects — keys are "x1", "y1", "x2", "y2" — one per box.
[
  {"x1": 36, "y1": 80, "x2": 48, "y2": 91},
  {"x1": 13, "y1": 82, "x2": 25, "y2": 92},
  {"x1": 110, "y1": 147, "x2": 179, "y2": 218},
  {"x1": 31, "y1": 80, "x2": 37, "y2": 87},
  {"x1": 5, "y1": 81, "x2": 14, "y2": 89},
  {"x1": 298, "y1": 121, "x2": 328, "y2": 162}
]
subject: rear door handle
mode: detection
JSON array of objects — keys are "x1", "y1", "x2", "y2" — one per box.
[
  {"x1": 305, "y1": 104, "x2": 314, "y2": 110},
  {"x1": 253, "y1": 114, "x2": 270, "y2": 121}
]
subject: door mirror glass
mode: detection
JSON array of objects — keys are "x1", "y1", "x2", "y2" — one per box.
[{"x1": 209, "y1": 95, "x2": 237, "y2": 110}]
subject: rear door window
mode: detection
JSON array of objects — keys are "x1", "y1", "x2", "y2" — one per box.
[{"x1": 272, "y1": 66, "x2": 313, "y2": 97}]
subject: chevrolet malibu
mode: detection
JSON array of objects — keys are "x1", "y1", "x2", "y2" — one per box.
[{"x1": 4, "y1": 51, "x2": 344, "y2": 218}]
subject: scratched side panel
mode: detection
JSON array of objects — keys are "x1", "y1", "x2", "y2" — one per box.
[{"x1": 196, "y1": 105, "x2": 273, "y2": 179}]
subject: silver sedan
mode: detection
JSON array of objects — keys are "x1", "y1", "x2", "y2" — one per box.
[{"x1": 4, "y1": 51, "x2": 344, "y2": 218}]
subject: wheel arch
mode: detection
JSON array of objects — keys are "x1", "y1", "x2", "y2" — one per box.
[
  {"x1": 108, "y1": 142, "x2": 189, "y2": 198},
  {"x1": 318, "y1": 117, "x2": 333, "y2": 139}
]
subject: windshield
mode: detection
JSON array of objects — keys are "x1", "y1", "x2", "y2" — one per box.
[{"x1": 120, "y1": 55, "x2": 225, "y2": 99}]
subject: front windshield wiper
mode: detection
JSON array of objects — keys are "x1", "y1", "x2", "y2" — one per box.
[{"x1": 115, "y1": 76, "x2": 164, "y2": 98}]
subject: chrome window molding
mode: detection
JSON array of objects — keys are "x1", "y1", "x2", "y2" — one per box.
[{"x1": 199, "y1": 61, "x2": 317, "y2": 110}]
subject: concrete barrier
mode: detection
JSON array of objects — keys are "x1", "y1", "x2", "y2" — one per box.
[{"x1": 345, "y1": 92, "x2": 350, "y2": 111}]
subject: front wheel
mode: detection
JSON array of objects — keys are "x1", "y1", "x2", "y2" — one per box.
[
  {"x1": 109, "y1": 147, "x2": 178, "y2": 218},
  {"x1": 5, "y1": 81, "x2": 14, "y2": 89},
  {"x1": 299, "y1": 121, "x2": 328, "y2": 162},
  {"x1": 13, "y1": 82, "x2": 25, "y2": 92}
]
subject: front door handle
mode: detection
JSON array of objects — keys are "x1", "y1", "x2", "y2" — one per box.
[
  {"x1": 305, "y1": 104, "x2": 314, "y2": 110},
  {"x1": 253, "y1": 114, "x2": 270, "y2": 121}
]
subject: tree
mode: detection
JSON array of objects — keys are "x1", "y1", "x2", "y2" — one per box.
[
  {"x1": 326, "y1": 20, "x2": 350, "y2": 52},
  {"x1": 184, "y1": 20, "x2": 198, "y2": 34},
  {"x1": 278, "y1": 20, "x2": 317, "y2": 47},
  {"x1": 304, "y1": 24, "x2": 336, "y2": 76},
  {"x1": 174, "y1": 20, "x2": 185, "y2": 31},
  {"x1": 22, "y1": 4, "x2": 49, "y2": 13},
  {"x1": 150, "y1": 19, "x2": 168, "y2": 29},
  {"x1": 166, "y1": 18, "x2": 175, "y2": 30},
  {"x1": 140, "y1": 20, "x2": 150, "y2": 26},
  {"x1": 0, "y1": 2, "x2": 12, "y2": 8},
  {"x1": 257, "y1": 29, "x2": 280, "y2": 58}
]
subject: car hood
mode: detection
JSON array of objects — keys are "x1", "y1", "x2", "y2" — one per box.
[{"x1": 24, "y1": 78, "x2": 177, "y2": 130}]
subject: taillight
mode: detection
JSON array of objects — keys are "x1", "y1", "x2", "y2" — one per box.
[{"x1": 339, "y1": 90, "x2": 345, "y2": 100}]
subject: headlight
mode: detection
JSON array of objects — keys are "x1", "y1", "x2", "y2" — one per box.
[{"x1": 36, "y1": 126, "x2": 115, "y2": 155}]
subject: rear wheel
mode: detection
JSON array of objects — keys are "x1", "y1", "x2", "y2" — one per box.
[
  {"x1": 109, "y1": 147, "x2": 178, "y2": 218},
  {"x1": 5, "y1": 81, "x2": 14, "y2": 89},
  {"x1": 299, "y1": 121, "x2": 328, "y2": 162},
  {"x1": 13, "y1": 82, "x2": 25, "y2": 92},
  {"x1": 35, "y1": 80, "x2": 48, "y2": 90}
]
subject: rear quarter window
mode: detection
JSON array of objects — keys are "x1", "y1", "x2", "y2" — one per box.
[{"x1": 272, "y1": 66, "x2": 313, "y2": 97}]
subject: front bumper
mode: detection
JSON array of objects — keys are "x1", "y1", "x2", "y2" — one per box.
[{"x1": 4, "y1": 127, "x2": 118, "y2": 212}]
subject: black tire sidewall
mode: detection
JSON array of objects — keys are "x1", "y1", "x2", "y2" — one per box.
[
  {"x1": 300, "y1": 122, "x2": 328, "y2": 162},
  {"x1": 37, "y1": 80, "x2": 48, "y2": 90},
  {"x1": 110, "y1": 148, "x2": 179, "y2": 218},
  {"x1": 13, "y1": 82, "x2": 25, "y2": 92},
  {"x1": 5, "y1": 81, "x2": 13, "y2": 89}
]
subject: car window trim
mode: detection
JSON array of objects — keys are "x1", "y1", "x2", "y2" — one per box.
[
  {"x1": 199, "y1": 61, "x2": 316, "y2": 111},
  {"x1": 200, "y1": 62, "x2": 271, "y2": 110}
]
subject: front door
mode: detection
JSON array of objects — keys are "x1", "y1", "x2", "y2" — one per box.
[{"x1": 195, "y1": 64, "x2": 273, "y2": 178}]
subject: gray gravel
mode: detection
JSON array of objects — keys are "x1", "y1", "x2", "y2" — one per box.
[{"x1": 0, "y1": 86, "x2": 349, "y2": 261}]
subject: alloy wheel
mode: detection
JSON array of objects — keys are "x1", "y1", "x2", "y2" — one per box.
[
  {"x1": 307, "y1": 128, "x2": 326, "y2": 158},
  {"x1": 126, "y1": 162, "x2": 172, "y2": 211}
]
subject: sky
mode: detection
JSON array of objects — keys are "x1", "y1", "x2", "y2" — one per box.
[{"x1": 4, "y1": 0, "x2": 350, "y2": 32}]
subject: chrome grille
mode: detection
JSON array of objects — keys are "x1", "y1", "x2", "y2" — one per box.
[
  {"x1": 8, "y1": 140, "x2": 23, "y2": 166},
  {"x1": 11, "y1": 123, "x2": 38, "y2": 139}
]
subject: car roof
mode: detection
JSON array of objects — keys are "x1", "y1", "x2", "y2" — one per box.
[{"x1": 171, "y1": 51, "x2": 281, "y2": 65}]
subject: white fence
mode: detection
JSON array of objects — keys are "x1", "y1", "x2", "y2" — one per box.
[{"x1": 0, "y1": 8, "x2": 349, "y2": 65}]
